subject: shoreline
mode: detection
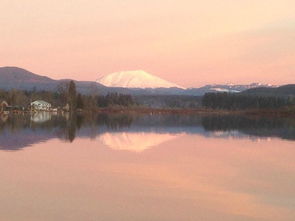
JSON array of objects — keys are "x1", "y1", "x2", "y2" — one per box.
[
  {"x1": 1, "y1": 107, "x2": 294, "y2": 117},
  {"x1": 87, "y1": 107, "x2": 295, "y2": 117}
]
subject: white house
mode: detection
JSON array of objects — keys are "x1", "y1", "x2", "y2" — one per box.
[{"x1": 31, "y1": 100, "x2": 52, "y2": 111}]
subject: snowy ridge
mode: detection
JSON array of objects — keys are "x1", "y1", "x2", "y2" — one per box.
[
  {"x1": 193, "y1": 83, "x2": 276, "y2": 93},
  {"x1": 210, "y1": 88, "x2": 240, "y2": 93}
]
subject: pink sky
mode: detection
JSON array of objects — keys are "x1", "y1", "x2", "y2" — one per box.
[{"x1": 0, "y1": 0, "x2": 294, "y2": 87}]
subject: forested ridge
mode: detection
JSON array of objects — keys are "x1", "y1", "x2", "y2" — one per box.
[{"x1": 202, "y1": 92, "x2": 295, "y2": 110}]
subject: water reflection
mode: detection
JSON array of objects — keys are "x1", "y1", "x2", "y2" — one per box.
[
  {"x1": 202, "y1": 115, "x2": 295, "y2": 140},
  {"x1": 0, "y1": 113, "x2": 294, "y2": 151},
  {"x1": 31, "y1": 112, "x2": 52, "y2": 123},
  {"x1": 99, "y1": 132, "x2": 183, "y2": 152}
]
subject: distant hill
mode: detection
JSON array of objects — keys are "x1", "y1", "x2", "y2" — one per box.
[
  {"x1": 0, "y1": 67, "x2": 106, "y2": 94},
  {"x1": 0, "y1": 67, "x2": 55, "y2": 89},
  {"x1": 242, "y1": 84, "x2": 295, "y2": 97}
]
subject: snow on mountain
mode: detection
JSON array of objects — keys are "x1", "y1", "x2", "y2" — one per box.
[
  {"x1": 97, "y1": 70, "x2": 184, "y2": 89},
  {"x1": 210, "y1": 88, "x2": 240, "y2": 93},
  {"x1": 203, "y1": 83, "x2": 275, "y2": 93}
]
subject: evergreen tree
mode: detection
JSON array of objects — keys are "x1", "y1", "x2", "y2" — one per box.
[
  {"x1": 76, "y1": 93, "x2": 84, "y2": 109},
  {"x1": 68, "y1": 81, "x2": 77, "y2": 112}
]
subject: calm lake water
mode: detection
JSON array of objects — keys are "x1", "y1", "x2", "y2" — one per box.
[{"x1": 0, "y1": 113, "x2": 294, "y2": 221}]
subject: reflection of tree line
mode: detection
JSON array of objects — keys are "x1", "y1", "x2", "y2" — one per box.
[
  {"x1": 0, "y1": 113, "x2": 134, "y2": 143},
  {"x1": 0, "y1": 114, "x2": 31, "y2": 134},
  {"x1": 1, "y1": 113, "x2": 295, "y2": 146},
  {"x1": 128, "y1": 114, "x2": 203, "y2": 128},
  {"x1": 49, "y1": 114, "x2": 134, "y2": 142},
  {"x1": 202, "y1": 115, "x2": 295, "y2": 140},
  {"x1": 0, "y1": 113, "x2": 205, "y2": 144}
]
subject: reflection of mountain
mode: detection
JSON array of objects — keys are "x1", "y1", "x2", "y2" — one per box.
[
  {"x1": 98, "y1": 132, "x2": 183, "y2": 152},
  {"x1": 0, "y1": 113, "x2": 294, "y2": 151}
]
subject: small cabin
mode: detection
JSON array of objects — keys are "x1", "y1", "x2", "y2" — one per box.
[{"x1": 31, "y1": 100, "x2": 52, "y2": 111}]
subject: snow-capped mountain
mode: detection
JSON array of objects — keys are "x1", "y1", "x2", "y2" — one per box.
[
  {"x1": 97, "y1": 70, "x2": 184, "y2": 89},
  {"x1": 186, "y1": 83, "x2": 275, "y2": 95},
  {"x1": 211, "y1": 83, "x2": 275, "y2": 92}
]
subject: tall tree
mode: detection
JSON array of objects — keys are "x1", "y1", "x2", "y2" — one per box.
[
  {"x1": 68, "y1": 81, "x2": 77, "y2": 112},
  {"x1": 56, "y1": 82, "x2": 68, "y2": 106},
  {"x1": 76, "y1": 93, "x2": 84, "y2": 109}
]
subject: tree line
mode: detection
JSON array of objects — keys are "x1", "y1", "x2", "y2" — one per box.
[
  {"x1": 0, "y1": 81, "x2": 136, "y2": 111},
  {"x1": 134, "y1": 95, "x2": 202, "y2": 108},
  {"x1": 202, "y1": 92, "x2": 294, "y2": 110}
]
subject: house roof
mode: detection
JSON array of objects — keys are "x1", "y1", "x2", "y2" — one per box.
[
  {"x1": 0, "y1": 100, "x2": 9, "y2": 106},
  {"x1": 31, "y1": 100, "x2": 51, "y2": 106}
]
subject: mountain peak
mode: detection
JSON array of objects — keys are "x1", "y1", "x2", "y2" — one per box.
[{"x1": 97, "y1": 70, "x2": 184, "y2": 89}]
